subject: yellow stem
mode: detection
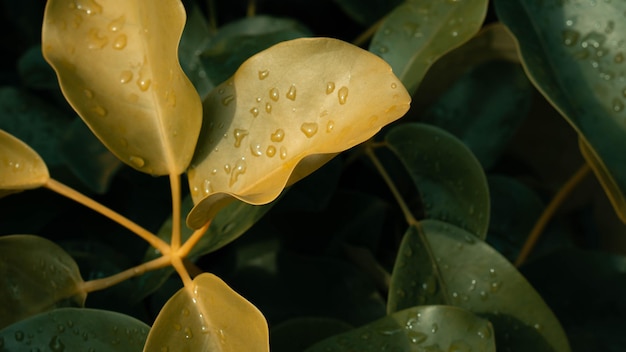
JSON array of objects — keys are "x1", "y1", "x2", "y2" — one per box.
[
  {"x1": 178, "y1": 221, "x2": 211, "y2": 258},
  {"x1": 172, "y1": 255, "x2": 194, "y2": 292},
  {"x1": 169, "y1": 173, "x2": 182, "y2": 251},
  {"x1": 247, "y1": 0, "x2": 256, "y2": 17},
  {"x1": 44, "y1": 178, "x2": 170, "y2": 255},
  {"x1": 515, "y1": 163, "x2": 591, "y2": 267},
  {"x1": 81, "y1": 255, "x2": 171, "y2": 293},
  {"x1": 352, "y1": 17, "x2": 385, "y2": 47},
  {"x1": 207, "y1": 0, "x2": 218, "y2": 34}
]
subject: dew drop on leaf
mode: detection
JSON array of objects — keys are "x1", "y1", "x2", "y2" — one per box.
[
  {"x1": 286, "y1": 84, "x2": 297, "y2": 100},
  {"x1": 258, "y1": 70, "x2": 269, "y2": 80},
  {"x1": 119, "y1": 70, "x2": 133, "y2": 84},
  {"x1": 233, "y1": 129, "x2": 249, "y2": 147},
  {"x1": 129, "y1": 156, "x2": 145, "y2": 168},
  {"x1": 107, "y1": 15, "x2": 125, "y2": 32},
  {"x1": 249, "y1": 107, "x2": 259, "y2": 117},
  {"x1": 326, "y1": 82, "x2": 335, "y2": 94},
  {"x1": 338, "y1": 86, "x2": 349, "y2": 104},
  {"x1": 270, "y1": 129, "x2": 285, "y2": 142},
  {"x1": 112, "y1": 34, "x2": 127, "y2": 50},
  {"x1": 265, "y1": 102, "x2": 272, "y2": 113},
  {"x1": 266, "y1": 146, "x2": 276, "y2": 157},
  {"x1": 269, "y1": 88, "x2": 279, "y2": 101},
  {"x1": 300, "y1": 122, "x2": 319, "y2": 138}
]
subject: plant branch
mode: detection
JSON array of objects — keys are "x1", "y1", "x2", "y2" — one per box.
[
  {"x1": 247, "y1": 0, "x2": 256, "y2": 17},
  {"x1": 515, "y1": 163, "x2": 591, "y2": 267},
  {"x1": 169, "y1": 173, "x2": 182, "y2": 251},
  {"x1": 81, "y1": 255, "x2": 171, "y2": 293},
  {"x1": 172, "y1": 255, "x2": 194, "y2": 292},
  {"x1": 352, "y1": 17, "x2": 385, "y2": 47},
  {"x1": 178, "y1": 221, "x2": 211, "y2": 258},
  {"x1": 44, "y1": 178, "x2": 171, "y2": 255},
  {"x1": 207, "y1": 0, "x2": 218, "y2": 34}
]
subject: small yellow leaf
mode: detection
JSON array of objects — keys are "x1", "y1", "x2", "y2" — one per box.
[
  {"x1": 187, "y1": 38, "x2": 411, "y2": 228},
  {"x1": 42, "y1": 0, "x2": 202, "y2": 175},
  {"x1": 0, "y1": 130, "x2": 49, "y2": 197},
  {"x1": 143, "y1": 273, "x2": 269, "y2": 352}
]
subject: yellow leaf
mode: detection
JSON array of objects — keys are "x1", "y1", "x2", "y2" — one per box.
[
  {"x1": 187, "y1": 38, "x2": 411, "y2": 228},
  {"x1": 42, "y1": 0, "x2": 202, "y2": 175},
  {"x1": 0, "y1": 130, "x2": 49, "y2": 198},
  {"x1": 143, "y1": 273, "x2": 269, "y2": 352}
]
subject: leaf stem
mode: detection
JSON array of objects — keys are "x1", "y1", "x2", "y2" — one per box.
[
  {"x1": 81, "y1": 255, "x2": 171, "y2": 293},
  {"x1": 44, "y1": 178, "x2": 171, "y2": 255},
  {"x1": 352, "y1": 16, "x2": 385, "y2": 47},
  {"x1": 178, "y1": 221, "x2": 211, "y2": 258},
  {"x1": 515, "y1": 163, "x2": 591, "y2": 267},
  {"x1": 207, "y1": 0, "x2": 218, "y2": 33},
  {"x1": 247, "y1": 0, "x2": 256, "y2": 17},
  {"x1": 169, "y1": 173, "x2": 182, "y2": 251},
  {"x1": 172, "y1": 255, "x2": 194, "y2": 292}
]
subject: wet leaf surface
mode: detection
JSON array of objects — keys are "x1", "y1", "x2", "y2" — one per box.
[{"x1": 0, "y1": 130, "x2": 49, "y2": 197}]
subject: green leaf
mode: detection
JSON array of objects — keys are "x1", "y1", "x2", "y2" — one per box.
[
  {"x1": 143, "y1": 273, "x2": 269, "y2": 352},
  {"x1": 201, "y1": 15, "x2": 312, "y2": 86},
  {"x1": 0, "y1": 307, "x2": 149, "y2": 352},
  {"x1": 17, "y1": 45, "x2": 59, "y2": 90},
  {"x1": 0, "y1": 130, "x2": 49, "y2": 197},
  {"x1": 370, "y1": 0, "x2": 488, "y2": 94},
  {"x1": 421, "y1": 220, "x2": 571, "y2": 352},
  {"x1": 386, "y1": 123, "x2": 490, "y2": 239},
  {"x1": 334, "y1": 0, "x2": 403, "y2": 25},
  {"x1": 270, "y1": 317, "x2": 353, "y2": 352},
  {"x1": 422, "y1": 60, "x2": 533, "y2": 169},
  {"x1": 58, "y1": 118, "x2": 122, "y2": 194},
  {"x1": 179, "y1": 4, "x2": 214, "y2": 99},
  {"x1": 494, "y1": 0, "x2": 626, "y2": 223},
  {"x1": 0, "y1": 235, "x2": 85, "y2": 329},
  {"x1": 42, "y1": 0, "x2": 202, "y2": 175},
  {"x1": 305, "y1": 305, "x2": 495, "y2": 352},
  {"x1": 187, "y1": 37, "x2": 410, "y2": 228}
]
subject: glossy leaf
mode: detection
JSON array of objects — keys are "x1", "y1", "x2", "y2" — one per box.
[
  {"x1": 305, "y1": 305, "x2": 495, "y2": 352},
  {"x1": 0, "y1": 130, "x2": 49, "y2": 198},
  {"x1": 0, "y1": 307, "x2": 149, "y2": 351},
  {"x1": 0, "y1": 235, "x2": 86, "y2": 329},
  {"x1": 179, "y1": 4, "x2": 214, "y2": 99},
  {"x1": 422, "y1": 60, "x2": 532, "y2": 168},
  {"x1": 187, "y1": 37, "x2": 410, "y2": 228},
  {"x1": 494, "y1": 0, "x2": 626, "y2": 222},
  {"x1": 42, "y1": 0, "x2": 202, "y2": 175},
  {"x1": 421, "y1": 220, "x2": 571, "y2": 352},
  {"x1": 370, "y1": 0, "x2": 488, "y2": 94},
  {"x1": 143, "y1": 273, "x2": 269, "y2": 352},
  {"x1": 386, "y1": 123, "x2": 490, "y2": 239}
]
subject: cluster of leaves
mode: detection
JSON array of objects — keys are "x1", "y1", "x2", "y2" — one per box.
[{"x1": 1, "y1": 0, "x2": 626, "y2": 351}]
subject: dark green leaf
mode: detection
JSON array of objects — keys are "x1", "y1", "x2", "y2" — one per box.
[
  {"x1": 270, "y1": 317, "x2": 353, "y2": 352},
  {"x1": 0, "y1": 308, "x2": 149, "y2": 352},
  {"x1": 17, "y1": 45, "x2": 58, "y2": 90},
  {"x1": 386, "y1": 123, "x2": 490, "y2": 239},
  {"x1": 334, "y1": 0, "x2": 402, "y2": 25},
  {"x1": 305, "y1": 305, "x2": 495, "y2": 352},
  {"x1": 179, "y1": 4, "x2": 214, "y2": 99}
]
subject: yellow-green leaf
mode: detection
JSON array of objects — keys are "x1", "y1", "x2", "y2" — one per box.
[
  {"x1": 42, "y1": 0, "x2": 202, "y2": 175},
  {"x1": 0, "y1": 235, "x2": 86, "y2": 329},
  {"x1": 187, "y1": 37, "x2": 410, "y2": 228},
  {"x1": 0, "y1": 130, "x2": 49, "y2": 198},
  {"x1": 143, "y1": 273, "x2": 268, "y2": 352}
]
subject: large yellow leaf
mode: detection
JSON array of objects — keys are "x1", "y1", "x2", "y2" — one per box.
[
  {"x1": 42, "y1": 0, "x2": 202, "y2": 175},
  {"x1": 187, "y1": 38, "x2": 411, "y2": 228},
  {"x1": 0, "y1": 130, "x2": 49, "y2": 198},
  {"x1": 143, "y1": 273, "x2": 268, "y2": 352}
]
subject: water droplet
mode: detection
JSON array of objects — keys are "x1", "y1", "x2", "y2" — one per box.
[
  {"x1": 87, "y1": 28, "x2": 108, "y2": 49},
  {"x1": 83, "y1": 88, "x2": 94, "y2": 98},
  {"x1": 49, "y1": 336, "x2": 65, "y2": 352},
  {"x1": 431, "y1": 323, "x2": 438, "y2": 333},
  {"x1": 407, "y1": 331, "x2": 427, "y2": 344},
  {"x1": 224, "y1": 163, "x2": 231, "y2": 174},
  {"x1": 229, "y1": 158, "x2": 247, "y2": 186},
  {"x1": 269, "y1": 88, "x2": 279, "y2": 101},
  {"x1": 74, "y1": 0, "x2": 102, "y2": 15},
  {"x1": 112, "y1": 34, "x2": 127, "y2": 50},
  {"x1": 57, "y1": 324, "x2": 65, "y2": 332},
  {"x1": 119, "y1": 70, "x2": 133, "y2": 84},
  {"x1": 258, "y1": 70, "x2": 269, "y2": 80},
  {"x1": 137, "y1": 77, "x2": 151, "y2": 92},
  {"x1": 300, "y1": 122, "x2": 319, "y2": 138},
  {"x1": 271, "y1": 129, "x2": 285, "y2": 142},
  {"x1": 533, "y1": 323, "x2": 542, "y2": 331},
  {"x1": 562, "y1": 29, "x2": 580, "y2": 46},
  {"x1": 613, "y1": 97, "x2": 624, "y2": 112},
  {"x1": 265, "y1": 103, "x2": 272, "y2": 113},
  {"x1": 250, "y1": 107, "x2": 259, "y2": 117},
  {"x1": 338, "y1": 86, "x2": 349, "y2": 105},
  {"x1": 92, "y1": 105, "x2": 107, "y2": 116},
  {"x1": 266, "y1": 145, "x2": 276, "y2": 157},
  {"x1": 222, "y1": 95, "x2": 234, "y2": 106},
  {"x1": 480, "y1": 290, "x2": 489, "y2": 300},
  {"x1": 286, "y1": 84, "x2": 297, "y2": 100},
  {"x1": 233, "y1": 129, "x2": 249, "y2": 148},
  {"x1": 129, "y1": 156, "x2": 145, "y2": 168},
  {"x1": 326, "y1": 82, "x2": 335, "y2": 94},
  {"x1": 14, "y1": 331, "x2": 24, "y2": 341},
  {"x1": 477, "y1": 325, "x2": 491, "y2": 339},
  {"x1": 378, "y1": 46, "x2": 389, "y2": 53},
  {"x1": 391, "y1": 82, "x2": 397, "y2": 89},
  {"x1": 605, "y1": 20, "x2": 615, "y2": 34},
  {"x1": 250, "y1": 143, "x2": 262, "y2": 156},
  {"x1": 184, "y1": 327, "x2": 193, "y2": 339},
  {"x1": 280, "y1": 146, "x2": 288, "y2": 159},
  {"x1": 326, "y1": 120, "x2": 335, "y2": 132},
  {"x1": 448, "y1": 340, "x2": 471, "y2": 352},
  {"x1": 107, "y1": 15, "x2": 126, "y2": 32},
  {"x1": 490, "y1": 281, "x2": 502, "y2": 292}
]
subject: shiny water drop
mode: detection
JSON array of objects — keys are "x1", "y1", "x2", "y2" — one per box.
[
  {"x1": 279, "y1": 146, "x2": 287, "y2": 159},
  {"x1": 87, "y1": 28, "x2": 108, "y2": 49},
  {"x1": 448, "y1": 340, "x2": 471, "y2": 352},
  {"x1": 107, "y1": 15, "x2": 126, "y2": 32},
  {"x1": 265, "y1": 102, "x2": 272, "y2": 113},
  {"x1": 249, "y1": 107, "x2": 259, "y2": 117},
  {"x1": 286, "y1": 84, "x2": 297, "y2": 100},
  {"x1": 184, "y1": 327, "x2": 193, "y2": 339},
  {"x1": 378, "y1": 46, "x2": 389, "y2": 53},
  {"x1": 224, "y1": 163, "x2": 231, "y2": 174},
  {"x1": 229, "y1": 158, "x2": 247, "y2": 186},
  {"x1": 300, "y1": 122, "x2": 319, "y2": 138},
  {"x1": 49, "y1": 336, "x2": 65, "y2": 352},
  {"x1": 233, "y1": 129, "x2": 249, "y2": 147},
  {"x1": 269, "y1": 87, "x2": 279, "y2": 102},
  {"x1": 222, "y1": 95, "x2": 234, "y2": 106},
  {"x1": 202, "y1": 179, "x2": 212, "y2": 195},
  {"x1": 407, "y1": 331, "x2": 427, "y2": 344},
  {"x1": 391, "y1": 82, "x2": 397, "y2": 89},
  {"x1": 14, "y1": 331, "x2": 24, "y2": 341},
  {"x1": 490, "y1": 281, "x2": 502, "y2": 292},
  {"x1": 258, "y1": 70, "x2": 269, "y2": 80},
  {"x1": 422, "y1": 276, "x2": 438, "y2": 295},
  {"x1": 137, "y1": 77, "x2": 151, "y2": 92},
  {"x1": 338, "y1": 86, "x2": 349, "y2": 105},
  {"x1": 612, "y1": 97, "x2": 624, "y2": 112},
  {"x1": 326, "y1": 82, "x2": 336, "y2": 94},
  {"x1": 112, "y1": 34, "x2": 127, "y2": 50},
  {"x1": 431, "y1": 323, "x2": 439, "y2": 333},
  {"x1": 75, "y1": 0, "x2": 102, "y2": 15},
  {"x1": 92, "y1": 105, "x2": 107, "y2": 116},
  {"x1": 250, "y1": 143, "x2": 263, "y2": 156},
  {"x1": 326, "y1": 120, "x2": 335, "y2": 133},
  {"x1": 129, "y1": 156, "x2": 145, "y2": 168},
  {"x1": 271, "y1": 129, "x2": 285, "y2": 142},
  {"x1": 562, "y1": 29, "x2": 580, "y2": 46},
  {"x1": 119, "y1": 70, "x2": 133, "y2": 84},
  {"x1": 477, "y1": 325, "x2": 491, "y2": 339},
  {"x1": 266, "y1": 145, "x2": 276, "y2": 157}
]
